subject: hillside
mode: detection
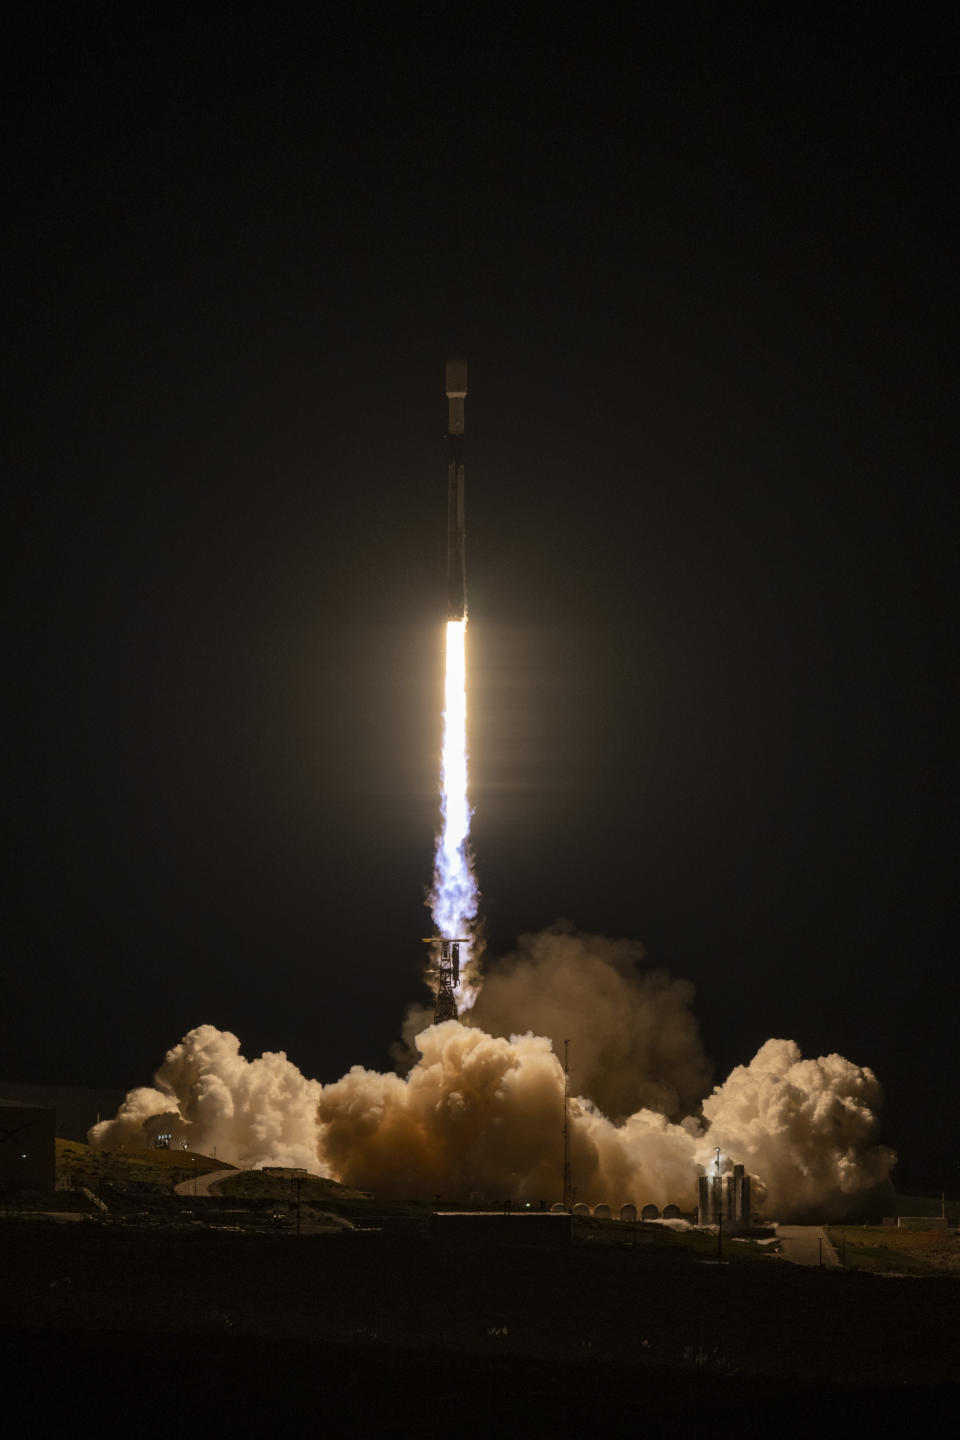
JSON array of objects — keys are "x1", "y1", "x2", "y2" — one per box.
[{"x1": 55, "y1": 1138, "x2": 236, "y2": 1192}]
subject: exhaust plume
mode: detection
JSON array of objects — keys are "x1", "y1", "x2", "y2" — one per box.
[
  {"x1": 90, "y1": 1024, "x2": 322, "y2": 1170},
  {"x1": 90, "y1": 929, "x2": 895, "y2": 1219},
  {"x1": 428, "y1": 617, "x2": 480, "y2": 1004},
  {"x1": 698, "y1": 1038, "x2": 897, "y2": 1217},
  {"x1": 469, "y1": 923, "x2": 712, "y2": 1120}
]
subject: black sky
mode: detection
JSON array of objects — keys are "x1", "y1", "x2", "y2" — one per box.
[{"x1": 3, "y1": 9, "x2": 956, "y2": 1186}]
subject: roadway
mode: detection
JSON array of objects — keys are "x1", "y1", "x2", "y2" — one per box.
[
  {"x1": 174, "y1": 1169, "x2": 237, "y2": 1197},
  {"x1": 776, "y1": 1225, "x2": 839, "y2": 1267}
]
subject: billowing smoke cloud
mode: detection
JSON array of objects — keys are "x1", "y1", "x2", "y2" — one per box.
[
  {"x1": 89, "y1": 930, "x2": 895, "y2": 1219},
  {"x1": 90, "y1": 1024, "x2": 322, "y2": 1171},
  {"x1": 320, "y1": 1025, "x2": 562, "y2": 1201},
  {"x1": 468, "y1": 924, "x2": 712, "y2": 1120},
  {"x1": 700, "y1": 1039, "x2": 896, "y2": 1218},
  {"x1": 317, "y1": 1022, "x2": 704, "y2": 1208}
]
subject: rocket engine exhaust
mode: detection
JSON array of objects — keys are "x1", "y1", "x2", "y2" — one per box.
[
  {"x1": 428, "y1": 359, "x2": 479, "y2": 1016},
  {"x1": 91, "y1": 935, "x2": 897, "y2": 1221}
]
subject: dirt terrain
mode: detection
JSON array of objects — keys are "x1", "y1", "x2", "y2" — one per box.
[
  {"x1": 2, "y1": 1214, "x2": 957, "y2": 1433},
  {"x1": 9, "y1": 1150, "x2": 954, "y2": 1430}
]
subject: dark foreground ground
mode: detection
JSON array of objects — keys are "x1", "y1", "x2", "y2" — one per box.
[{"x1": 3, "y1": 1220, "x2": 957, "y2": 1434}]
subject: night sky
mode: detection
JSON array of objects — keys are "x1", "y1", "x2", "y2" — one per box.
[{"x1": 4, "y1": 11, "x2": 955, "y2": 1187}]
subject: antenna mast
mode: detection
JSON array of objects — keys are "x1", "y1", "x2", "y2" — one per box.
[{"x1": 562, "y1": 1038, "x2": 572, "y2": 1208}]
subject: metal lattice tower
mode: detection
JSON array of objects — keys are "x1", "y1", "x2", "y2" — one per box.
[{"x1": 425, "y1": 938, "x2": 466, "y2": 1024}]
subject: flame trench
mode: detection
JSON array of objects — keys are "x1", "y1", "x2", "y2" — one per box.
[{"x1": 430, "y1": 617, "x2": 478, "y2": 1008}]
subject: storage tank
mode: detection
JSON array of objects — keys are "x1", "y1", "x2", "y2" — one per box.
[
  {"x1": 698, "y1": 1173, "x2": 723, "y2": 1225},
  {"x1": 662, "y1": 1203, "x2": 681, "y2": 1219},
  {"x1": 593, "y1": 1203, "x2": 612, "y2": 1219},
  {"x1": 641, "y1": 1203, "x2": 660, "y2": 1221},
  {"x1": 619, "y1": 1203, "x2": 637, "y2": 1223},
  {"x1": 728, "y1": 1164, "x2": 751, "y2": 1226},
  {"x1": 572, "y1": 1202, "x2": 591, "y2": 1216}
]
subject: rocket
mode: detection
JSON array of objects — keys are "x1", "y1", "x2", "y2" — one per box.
[{"x1": 445, "y1": 358, "x2": 467, "y2": 621}]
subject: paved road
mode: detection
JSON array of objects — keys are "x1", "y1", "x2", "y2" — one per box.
[
  {"x1": 776, "y1": 1225, "x2": 839, "y2": 1267},
  {"x1": 174, "y1": 1169, "x2": 237, "y2": 1197}
]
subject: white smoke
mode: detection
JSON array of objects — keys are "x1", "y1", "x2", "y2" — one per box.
[
  {"x1": 697, "y1": 1038, "x2": 896, "y2": 1217},
  {"x1": 89, "y1": 931, "x2": 895, "y2": 1219},
  {"x1": 319, "y1": 1025, "x2": 562, "y2": 1201},
  {"x1": 93, "y1": 1086, "x2": 178, "y2": 1145},
  {"x1": 90, "y1": 1024, "x2": 322, "y2": 1171},
  {"x1": 469, "y1": 924, "x2": 712, "y2": 1120}
]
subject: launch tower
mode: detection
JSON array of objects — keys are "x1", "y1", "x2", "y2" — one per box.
[{"x1": 426, "y1": 937, "x2": 466, "y2": 1023}]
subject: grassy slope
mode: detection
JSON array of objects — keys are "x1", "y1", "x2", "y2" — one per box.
[
  {"x1": 827, "y1": 1224, "x2": 960, "y2": 1276},
  {"x1": 55, "y1": 1138, "x2": 236, "y2": 1191},
  {"x1": 214, "y1": 1169, "x2": 370, "y2": 1204}
]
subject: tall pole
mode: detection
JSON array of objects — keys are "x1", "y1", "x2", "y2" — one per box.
[{"x1": 562, "y1": 1038, "x2": 569, "y2": 1205}]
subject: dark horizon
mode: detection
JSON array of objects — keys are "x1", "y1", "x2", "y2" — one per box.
[{"x1": 3, "y1": 12, "x2": 955, "y2": 1192}]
